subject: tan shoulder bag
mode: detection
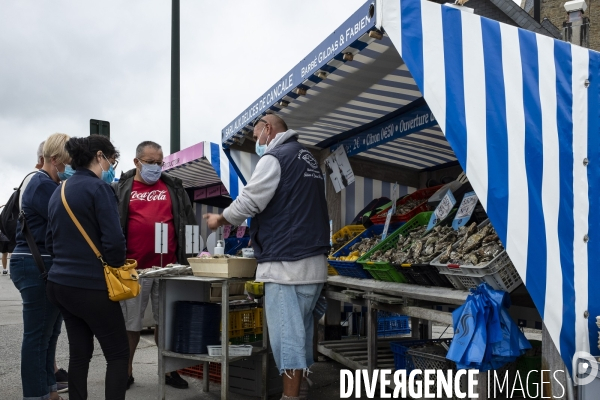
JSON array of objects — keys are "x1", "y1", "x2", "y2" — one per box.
[{"x1": 61, "y1": 181, "x2": 140, "y2": 301}]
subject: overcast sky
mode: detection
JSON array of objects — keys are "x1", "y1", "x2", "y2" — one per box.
[{"x1": 0, "y1": 0, "x2": 366, "y2": 204}]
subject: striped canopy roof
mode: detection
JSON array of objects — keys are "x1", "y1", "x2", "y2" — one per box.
[
  {"x1": 220, "y1": 0, "x2": 600, "y2": 376},
  {"x1": 221, "y1": 1, "x2": 456, "y2": 172},
  {"x1": 162, "y1": 142, "x2": 243, "y2": 200}
]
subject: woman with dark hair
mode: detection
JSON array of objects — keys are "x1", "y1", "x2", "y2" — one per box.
[{"x1": 45, "y1": 135, "x2": 129, "y2": 400}]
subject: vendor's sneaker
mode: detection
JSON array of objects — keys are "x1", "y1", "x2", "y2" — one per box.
[
  {"x1": 2, "y1": 270, "x2": 7, "y2": 275},
  {"x1": 57, "y1": 382, "x2": 68, "y2": 393},
  {"x1": 165, "y1": 371, "x2": 188, "y2": 389}
]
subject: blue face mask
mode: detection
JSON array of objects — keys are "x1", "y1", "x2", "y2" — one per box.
[
  {"x1": 100, "y1": 155, "x2": 116, "y2": 184},
  {"x1": 139, "y1": 162, "x2": 162, "y2": 185},
  {"x1": 255, "y1": 126, "x2": 268, "y2": 157},
  {"x1": 58, "y1": 164, "x2": 75, "y2": 181}
]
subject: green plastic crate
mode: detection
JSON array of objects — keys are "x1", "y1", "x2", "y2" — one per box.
[
  {"x1": 358, "y1": 210, "x2": 457, "y2": 283},
  {"x1": 358, "y1": 212, "x2": 433, "y2": 282}
]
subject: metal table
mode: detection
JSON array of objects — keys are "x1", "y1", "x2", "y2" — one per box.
[{"x1": 154, "y1": 275, "x2": 269, "y2": 400}]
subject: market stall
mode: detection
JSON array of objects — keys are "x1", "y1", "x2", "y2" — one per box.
[
  {"x1": 162, "y1": 141, "x2": 250, "y2": 252},
  {"x1": 220, "y1": 0, "x2": 600, "y2": 396}
]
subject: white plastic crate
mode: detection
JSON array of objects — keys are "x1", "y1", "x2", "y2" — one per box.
[
  {"x1": 207, "y1": 345, "x2": 253, "y2": 357},
  {"x1": 440, "y1": 262, "x2": 522, "y2": 293},
  {"x1": 430, "y1": 219, "x2": 522, "y2": 293}
]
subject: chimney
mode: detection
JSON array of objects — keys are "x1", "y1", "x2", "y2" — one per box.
[
  {"x1": 563, "y1": 0, "x2": 590, "y2": 47},
  {"x1": 533, "y1": 0, "x2": 541, "y2": 23}
]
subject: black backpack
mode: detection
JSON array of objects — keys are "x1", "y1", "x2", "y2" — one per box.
[{"x1": 0, "y1": 171, "x2": 36, "y2": 249}]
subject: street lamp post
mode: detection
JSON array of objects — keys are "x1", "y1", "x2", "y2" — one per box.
[{"x1": 170, "y1": 0, "x2": 181, "y2": 153}]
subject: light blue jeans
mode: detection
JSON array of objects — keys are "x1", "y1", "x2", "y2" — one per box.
[
  {"x1": 11, "y1": 256, "x2": 62, "y2": 400},
  {"x1": 264, "y1": 282, "x2": 323, "y2": 374}
]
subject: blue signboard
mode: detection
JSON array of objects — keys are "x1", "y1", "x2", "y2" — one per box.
[
  {"x1": 330, "y1": 104, "x2": 436, "y2": 157},
  {"x1": 221, "y1": 0, "x2": 376, "y2": 145}
]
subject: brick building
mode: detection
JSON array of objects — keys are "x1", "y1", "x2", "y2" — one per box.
[
  {"x1": 432, "y1": 0, "x2": 562, "y2": 38},
  {"x1": 540, "y1": 0, "x2": 599, "y2": 50}
]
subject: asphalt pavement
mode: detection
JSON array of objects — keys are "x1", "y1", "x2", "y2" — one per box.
[{"x1": 0, "y1": 261, "x2": 352, "y2": 400}]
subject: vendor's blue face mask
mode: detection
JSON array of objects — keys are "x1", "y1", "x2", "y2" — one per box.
[
  {"x1": 58, "y1": 164, "x2": 75, "y2": 181},
  {"x1": 255, "y1": 126, "x2": 268, "y2": 157}
]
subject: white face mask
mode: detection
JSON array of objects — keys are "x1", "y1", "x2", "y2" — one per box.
[{"x1": 255, "y1": 126, "x2": 268, "y2": 157}]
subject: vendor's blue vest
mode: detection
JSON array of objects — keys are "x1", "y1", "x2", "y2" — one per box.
[{"x1": 250, "y1": 137, "x2": 331, "y2": 263}]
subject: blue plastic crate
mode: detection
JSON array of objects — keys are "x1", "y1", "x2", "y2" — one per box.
[
  {"x1": 329, "y1": 223, "x2": 403, "y2": 279},
  {"x1": 378, "y1": 314, "x2": 410, "y2": 337},
  {"x1": 390, "y1": 339, "x2": 452, "y2": 371},
  {"x1": 225, "y1": 237, "x2": 250, "y2": 255}
]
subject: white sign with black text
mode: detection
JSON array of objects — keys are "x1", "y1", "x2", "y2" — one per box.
[{"x1": 326, "y1": 146, "x2": 355, "y2": 193}]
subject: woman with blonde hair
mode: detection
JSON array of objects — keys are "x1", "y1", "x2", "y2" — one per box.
[{"x1": 11, "y1": 132, "x2": 71, "y2": 400}]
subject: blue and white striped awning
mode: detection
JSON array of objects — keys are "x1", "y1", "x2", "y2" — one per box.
[
  {"x1": 162, "y1": 142, "x2": 244, "y2": 200},
  {"x1": 222, "y1": 0, "x2": 599, "y2": 375},
  {"x1": 221, "y1": 1, "x2": 456, "y2": 172},
  {"x1": 378, "y1": 0, "x2": 600, "y2": 376}
]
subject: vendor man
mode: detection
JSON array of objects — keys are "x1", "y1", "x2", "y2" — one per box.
[
  {"x1": 205, "y1": 114, "x2": 330, "y2": 400},
  {"x1": 113, "y1": 140, "x2": 196, "y2": 390}
]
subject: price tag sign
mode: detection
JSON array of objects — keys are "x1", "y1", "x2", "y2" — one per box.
[
  {"x1": 452, "y1": 191, "x2": 479, "y2": 230},
  {"x1": 382, "y1": 183, "x2": 399, "y2": 240},
  {"x1": 427, "y1": 190, "x2": 456, "y2": 231},
  {"x1": 236, "y1": 226, "x2": 247, "y2": 238},
  {"x1": 223, "y1": 225, "x2": 231, "y2": 239}
]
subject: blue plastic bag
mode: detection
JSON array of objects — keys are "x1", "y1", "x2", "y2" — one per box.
[{"x1": 446, "y1": 282, "x2": 531, "y2": 371}]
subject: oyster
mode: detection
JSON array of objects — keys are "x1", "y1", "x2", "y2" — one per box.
[
  {"x1": 411, "y1": 239, "x2": 424, "y2": 258},
  {"x1": 464, "y1": 253, "x2": 479, "y2": 265},
  {"x1": 438, "y1": 244, "x2": 453, "y2": 263},
  {"x1": 483, "y1": 233, "x2": 499, "y2": 243}
]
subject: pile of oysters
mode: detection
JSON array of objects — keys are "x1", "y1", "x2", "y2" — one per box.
[
  {"x1": 393, "y1": 199, "x2": 426, "y2": 216},
  {"x1": 368, "y1": 225, "x2": 456, "y2": 265},
  {"x1": 437, "y1": 222, "x2": 504, "y2": 266},
  {"x1": 367, "y1": 221, "x2": 505, "y2": 267}
]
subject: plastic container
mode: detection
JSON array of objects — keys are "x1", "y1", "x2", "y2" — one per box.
[
  {"x1": 358, "y1": 211, "x2": 456, "y2": 287},
  {"x1": 430, "y1": 219, "x2": 523, "y2": 293},
  {"x1": 377, "y1": 312, "x2": 410, "y2": 337},
  {"x1": 207, "y1": 345, "x2": 253, "y2": 357},
  {"x1": 369, "y1": 185, "x2": 443, "y2": 225},
  {"x1": 245, "y1": 281, "x2": 264, "y2": 297},
  {"x1": 222, "y1": 307, "x2": 262, "y2": 338},
  {"x1": 390, "y1": 338, "x2": 452, "y2": 372},
  {"x1": 358, "y1": 212, "x2": 433, "y2": 283},
  {"x1": 230, "y1": 333, "x2": 263, "y2": 345},
  {"x1": 178, "y1": 362, "x2": 222, "y2": 383},
  {"x1": 331, "y1": 225, "x2": 365, "y2": 251},
  {"x1": 407, "y1": 344, "x2": 517, "y2": 398},
  {"x1": 399, "y1": 263, "x2": 454, "y2": 288},
  {"x1": 328, "y1": 223, "x2": 403, "y2": 279}
]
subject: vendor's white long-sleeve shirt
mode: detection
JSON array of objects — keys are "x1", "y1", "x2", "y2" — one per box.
[{"x1": 222, "y1": 130, "x2": 327, "y2": 285}]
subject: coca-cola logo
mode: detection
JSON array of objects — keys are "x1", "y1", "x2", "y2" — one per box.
[
  {"x1": 163, "y1": 158, "x2": 180, "y2": 170},
  {"x1": 130, "y1": 190, "x2": 167, "y2": 202}
]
